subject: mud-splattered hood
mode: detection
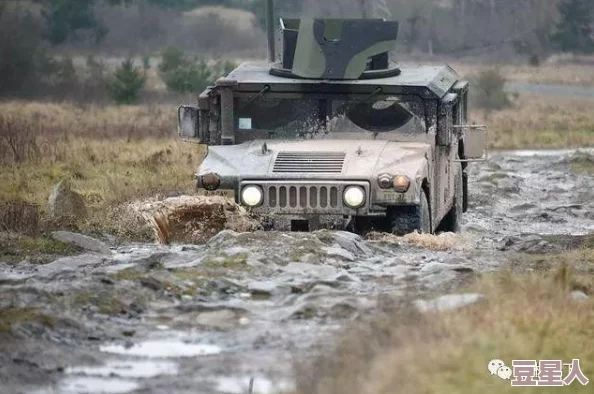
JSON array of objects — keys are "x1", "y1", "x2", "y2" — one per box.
[{"x1": 198, "y1": 139, "x2": 432, "y2": 180}]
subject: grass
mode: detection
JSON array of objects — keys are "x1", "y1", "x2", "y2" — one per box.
[
  {"x1": 0, "y1": 101, "x2": 205, "y2": 236},
  {"x1": 470, "y1": 94, "x2": 594, "y2": 149},
  {"x1": 72, "y1": 290, "x2": 129, "y2": 316},
  {"x1": 366, "y1": 231, "x2": 460, "y2": 250},
  {"x1": 0, "y1": 308, "x2": 55, "y2": 333},
  {"x1": 295, "y1": 245, "x2": 594, "y2": 394},
  {"x1": 451, "y1": 61, "x2": 594, "y2": 87},
  {"x1": 0, "y1": 233, "x2": 78, "y2": 264},
  {"x1": 202, "y1": 253, "x2": 250, "y2": 270}
]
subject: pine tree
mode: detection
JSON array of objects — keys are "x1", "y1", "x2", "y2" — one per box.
[
  {"x1": 107, "y1": 59, "x2": 146, "y2": 104},
  {"x1": 552, "y1": 0, "x2": 594, "y2": 54}
]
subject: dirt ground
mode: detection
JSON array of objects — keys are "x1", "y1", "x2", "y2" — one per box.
[{"x1": 0, "y1": 149, "x2": 593, "y2": 394}]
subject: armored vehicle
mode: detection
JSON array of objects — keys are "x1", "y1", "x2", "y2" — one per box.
[{"x1": 178, "y1": 0, "x2": 487, "y2": 234}]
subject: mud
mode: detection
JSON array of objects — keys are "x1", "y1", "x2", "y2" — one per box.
[{"x1": 1, "y1": 149, "x2": 593, "y2": 394}]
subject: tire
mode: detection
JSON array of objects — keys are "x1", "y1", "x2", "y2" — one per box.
[
  {"x1": 388, "y1": 190, "x2": 431, "y2": 235},
  {"x1": 440, "y1": 164, "x2": 463, "y2": 233}
]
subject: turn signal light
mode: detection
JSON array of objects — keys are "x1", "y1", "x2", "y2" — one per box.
[
  {"x1": 200, "y1": 173, "x2": 221, "y2": 191},
  {"x1": 393, "y1": 175, "x2": 410, "y2": 193}
]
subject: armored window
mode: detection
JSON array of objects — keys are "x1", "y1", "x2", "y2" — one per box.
[
  {"x1": 346, "y1": 100, "x2": 414, "y2": 132},
  {"x1": 329, "y1": 97, "x2": 426, "y2": 133},
  {"x1": 235, "y1": 97, "x2": 321, "y2": 137}
]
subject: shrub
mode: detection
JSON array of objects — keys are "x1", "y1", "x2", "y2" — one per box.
[
  {"x1": 107, "y1": 59, "x2": 147, "y2": 105},
  {"x1": 472, "y1": 69, "x2": 512, "y2": 111},
  {"x1": 158, "y1": 47, "x2": 237, "y2": 94},
  {"x1": 0, "y1": 115, "x2": 40, "y2": 165}
]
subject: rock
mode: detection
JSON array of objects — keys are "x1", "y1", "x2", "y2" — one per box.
[
  {"x1": 224, "y1": 247, "x2": 250, "y2": 256},
  {"x1": 414, "y1": 293, "x2": 484, "y2": 312},
  {"x1": 195, "y1": 309, "x2": 245, "y2": 330},
  {"x1": 498, "y1": 234, "x2": 553, "y2": 253},
  {"x1": 207, "y1": 278, "x2": 244, "y2": 294},
  {"x1": 247, "y1": 281, "x2": 292, "y2": 297},
  {"x1": 322, "y1": 246, "x2": 355, "y2": 261},
  {"x1": 140, "y1": 277, "x2": 164, "y2": 291},
  {"x1": 570, "y1": 291, "x2": 589, "y2": 301},
  {"x1": 47, "y1": 179, "x2": 87, "y2": 222},
  {"x1": 332, "y1": 231, "x2": 372, "y2": 256},
  {"x1": 51, "y1": 231, "x2": 111, "y2": 254},
  {"x1": 37, "y1": 254, "x2": 108, "y2": 279},
  {"x1": 283, "y1": 263, "x2": 339, "y2": 279}
]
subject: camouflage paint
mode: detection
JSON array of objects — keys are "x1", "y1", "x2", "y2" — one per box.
[{"x1": 291, "y1": 19, "x2": 399, "y2": 79}]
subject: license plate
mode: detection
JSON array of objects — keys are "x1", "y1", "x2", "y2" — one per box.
[
  {"x1": 378, "y1": 191, "x2": 403, "y2": 202},
  {"x1": 201, "y1": 189, "x2": 234, "y2": 198}
]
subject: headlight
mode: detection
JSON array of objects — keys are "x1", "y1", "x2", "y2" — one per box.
[
  {"x1": 199, "y1": 173, "x2": 221, "y2": 191},
  {"x1": 241, "y1": 185, "x2": 263, "y2": 207},
  {"x1": 393, "y1": 175, "x2": 410, "y2": 193},
  {"x1": 343, "y1": 186, "x2": 365, "y2": 208}
]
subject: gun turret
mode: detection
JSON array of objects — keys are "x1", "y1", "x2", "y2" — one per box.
[{"x1": 272, "y1": 18, "x2": 400, "y2": 80}]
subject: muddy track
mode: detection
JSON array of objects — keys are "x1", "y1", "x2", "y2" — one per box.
[{"x1": 1, "y1": 150, "x2": 593, "y2": 394}]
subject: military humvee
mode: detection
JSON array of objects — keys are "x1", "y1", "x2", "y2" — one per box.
[{"x1": 177, "y1": 1, "x2": 487, "y2": 235}]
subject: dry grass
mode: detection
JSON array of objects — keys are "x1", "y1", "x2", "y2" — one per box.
[
  {"x1": 296, "y1": 246, "x2": 594, "y2": 394},
  {"x1": 471, "y1": 94, "x2": 594, "y2": 149},
  {"x1": 451, "y1": 61, "x2": 594, "y2": 87},
  {"x1": 366, "y1": 231, "x2": 461, "y2": 250},
  {"x1": 0, "y1": 101, "x2": 205, "y2": 236}
]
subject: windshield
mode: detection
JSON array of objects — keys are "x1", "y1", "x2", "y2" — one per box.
[{"x1": 234, "y1": 94, "x2": 427, "y2": 139}]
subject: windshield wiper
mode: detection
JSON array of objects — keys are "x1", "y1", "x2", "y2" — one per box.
[{"x1": 237, "y1": 85, "x2": 271, "y2": 112}]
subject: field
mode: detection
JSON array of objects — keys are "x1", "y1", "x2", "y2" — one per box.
[
  {"x1": 0, "y1": 101, "x2": 204, "y2": 237},
  {"x1": 451, "y1": 60, "x2": 594, "y2": 87},
  {"x1": 473, "y1": 94, "x2": 594, "y2": 149}
]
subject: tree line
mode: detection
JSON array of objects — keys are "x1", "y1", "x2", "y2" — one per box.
[{"x1": 6, "y1": 0, "x2": 593, "y2": 55}]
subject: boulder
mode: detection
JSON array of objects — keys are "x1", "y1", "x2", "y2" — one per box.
[
  {"x1": 47, "y1": 179, "x2": 87, "y2": 223},
  {"x1": 51, "y1": 231, "x2": 111, "y2": 254}
]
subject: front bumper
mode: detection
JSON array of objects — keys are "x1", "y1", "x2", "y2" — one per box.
[{"x1": 260, "y1": 214, "x2": 349, "y2": 231}]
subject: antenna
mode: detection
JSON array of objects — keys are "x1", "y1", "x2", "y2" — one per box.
[{"x1": 266, "y1": 0, "x2": 275, "y2": 63}]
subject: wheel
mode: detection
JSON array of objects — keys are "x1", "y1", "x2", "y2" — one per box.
[
  {"x1": 388, "y1": 190, "x2": 431, "y2": 235},
  {"x1": 440, "y1": 164, "x2": 463, "y2": 233}
]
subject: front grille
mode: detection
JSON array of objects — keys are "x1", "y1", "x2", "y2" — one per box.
[
  {"x1": 268, "y1": 185, "x2": 340, "y2": 209},
  {"x1": 242, "y1": 181, "x2": 369, "y2": 215},
  {"x1": 273, "y1": 152, "x2": 345, "y2": 173}
]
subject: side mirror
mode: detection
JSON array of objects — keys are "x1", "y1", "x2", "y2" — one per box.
[
  {"x1": 456, "y1": 125, "x2": 488, "y2": 161},
  {"x1": 178, "y1": 106, "x2": 200, "y2": 141}
]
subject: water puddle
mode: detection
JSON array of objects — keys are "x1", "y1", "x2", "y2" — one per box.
[
  {"x1": 499, "y1": 148, "x2": 594, "y2": 157},
  {"x1": 58, "y1": 377, "x2": 139, "y2": 394},
  {"x1": 215, "y1": 376, "x2": 295, "y2": 394},
  {"x1": 100, "y1": 340, "x2": 222, "y2": 358},
  {"x1": 66, "y1": 360, "x2": 178, "y2": 378}
]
